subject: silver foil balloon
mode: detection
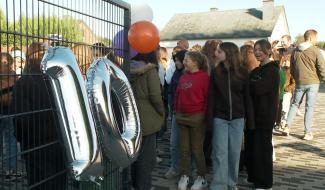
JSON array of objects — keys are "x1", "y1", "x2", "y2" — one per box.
[
  {"x1": 41, "y1": 47, "x2": 103, "y2": 180},
  {"x1": 87, "y1": 58, "x2": 141, "y2": 168}
]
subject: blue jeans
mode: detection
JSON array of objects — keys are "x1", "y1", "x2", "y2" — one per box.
[
  {"x1": 170, "y1": 113, "x2": 180, "y2": 172},
  {"x1": 210, "y1": 118, "x2": 244, "y2": 190},
  {"x1": 286, "y1": 84, "x2": 319, "y2": 133},
  {"x1": 0, "y1": 116, "x2": 17, "y2": 172}
]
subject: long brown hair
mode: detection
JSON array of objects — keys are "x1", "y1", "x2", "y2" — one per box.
[
  {"x1": 240, "y1": 44, "x2": 259, "y2": 71},
  {"x1": 71, "y1": 43, "x2": 94, "y2": 72},
  {"x1": 185, "y1": 51, "x2": 208, "y2": 72},
  {"x1": 218, "y1": 42, "x2": 243, "y2": 79},
  {"x1": 201, "y1": 39, "x2": 222, "y2": 68}
]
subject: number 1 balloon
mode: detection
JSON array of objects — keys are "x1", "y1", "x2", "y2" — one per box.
[{"x1": 41, "y1": 47, "x2": 103, "y2": 180}]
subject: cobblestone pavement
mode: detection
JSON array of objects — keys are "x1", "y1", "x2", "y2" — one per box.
[{"x1": 152, "y1": 84, "x2": 325, "y2": 190}]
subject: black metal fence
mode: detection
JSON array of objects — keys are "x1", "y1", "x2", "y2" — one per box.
[{"x1": 0, "y1": 0, "x2": 131, "y2": 189}]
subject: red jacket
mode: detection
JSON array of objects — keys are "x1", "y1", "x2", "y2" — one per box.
[{"x1": 174, "y1": 70, "x2": 209, "y2": 114}]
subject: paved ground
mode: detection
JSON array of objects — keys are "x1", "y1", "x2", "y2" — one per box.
[{"x1": 152, "y1": 84, "x2": 325, "y2": 190}]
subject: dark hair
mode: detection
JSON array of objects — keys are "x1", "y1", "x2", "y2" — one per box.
[
  {"x1": 219, "y1": 42, "x2": 243, "y2": 79},
  {"x1": 174, "y1": 50, "x2": 187, "y2": 63},
  {"x1": 132, "y1": 51, "x2": 158, "y2": 66},
  {"x1": 0, "y1": 52, "x2": 13, "y2": 65},
  {"x1": 92, "y1": 42, "x2": 110, "y2": 56},
  {"x1": 27, "y1": 42, "x2": 47, "y2": 57},
  {"x1": 254, "y1": 39, "x2": 272, "y2": 57},
  {"x1": 185, "y1": 51, "x2": 208, "y2": 71},
  {"x1": 172, "y1": 46, "x2": 183, "y2": 61}
]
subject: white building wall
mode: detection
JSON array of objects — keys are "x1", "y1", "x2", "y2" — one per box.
[{"x1": 270, "y1": 12, "x2": 290, "y2": 42}]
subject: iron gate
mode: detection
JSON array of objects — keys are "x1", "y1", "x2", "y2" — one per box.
[{"x1": 0, "y1": 0, "x2": 131, "y2": 189}]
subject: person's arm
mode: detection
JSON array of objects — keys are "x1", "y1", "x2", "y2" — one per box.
[
  {"x1": 207, "y1": 70, "x2": 216, "y2": 127},
  {"x1": 243, "y1": 74, "x2": 255, "y2": 130},
  {"x1": 316, "y1": 49, "x2": 325, "y2": 82},
  {"x1": 251, "y1": 65, "x2": 280, "y2": 96},
  {"x1": 147, "y1": 68, "x2": 164, "y2": 116}
]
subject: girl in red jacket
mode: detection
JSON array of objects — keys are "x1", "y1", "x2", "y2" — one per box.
[{"x1": 174, "y1": 51, "x2": 209, "y2": 190}]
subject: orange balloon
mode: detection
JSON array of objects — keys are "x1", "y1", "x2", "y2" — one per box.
[{"x1": 128, "y1": 21, "x2": 160, "y2": 54}]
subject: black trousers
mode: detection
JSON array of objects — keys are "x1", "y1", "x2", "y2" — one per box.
[
  {"x1": 275, "y1": 100, "x2": 283, "y2": 126},
  {"x1": 250, "y1": 127, "x2": 273, "y2": 189},
  {"x1": 131, "y1": 133, "x2": 157, "y2": 190}
]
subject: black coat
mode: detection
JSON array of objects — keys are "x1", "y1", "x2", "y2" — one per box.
[
  {"x1": 208, "y1": 64, "x2": 255, "y2": 129},
  {"x1": 249, "y1": 61, "x2": 280, "y2": 129},
  {"x1": 11, "y1": 68, "x2": 59, "y2": 148}
]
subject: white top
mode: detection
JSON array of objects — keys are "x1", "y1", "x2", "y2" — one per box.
[
  {"x1": 158, "y1": 62, "x2": 166, "y2": 86},
  {"x1": 164, "y1": 58, "x2": 176, "y2": 84}
]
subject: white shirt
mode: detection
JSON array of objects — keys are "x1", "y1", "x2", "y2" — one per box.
[{"x1": 164, "y1": 58, "x2": 176, "y2": 84}]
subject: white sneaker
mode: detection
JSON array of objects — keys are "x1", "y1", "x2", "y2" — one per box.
[
  {"x1": 190, "y1": 176, "x2": 207, "y2": 190},
  {"x1": 303, "y1": 132, "x2": 313, "y2": 140},
  {"x1": 178, "y1": 175, "x2": 189, "y2": 190},
  {"x1": 164, "y1": 168, "x2": 179, "y2": 179},
  {"x1": 282, "y1": 125, "x2": 290, "y2": 136}
]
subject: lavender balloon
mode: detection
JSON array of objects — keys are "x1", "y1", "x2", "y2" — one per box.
[{"x1": 113, "y1": 29, "x2": 137, "y2": 58}]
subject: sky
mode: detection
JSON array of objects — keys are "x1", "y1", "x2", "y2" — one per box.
[{"x1": 123, "y1": 0, "x2": 325, "y2": 41}]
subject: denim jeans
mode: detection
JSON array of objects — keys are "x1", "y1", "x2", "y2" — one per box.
[
  {"x1": 170, "y1": 113, "x2": 180, "y2": 172},
  {"x1": 286, "y1": 84, "x2": 319, "y2": 133},
  {"x1": 210, "y1": 118, "x2": 244, "y2": 190},
  {"x1": 0, "y1": 116, "x2": 17, "y2": 172}
]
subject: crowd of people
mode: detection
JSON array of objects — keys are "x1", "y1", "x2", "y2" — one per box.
[
  {"x1": 132, "y1": 29, "x2": 325, "y2": 190},
  {"x1": 1, "y1": 28, "x2": 325, "y2": 190}
]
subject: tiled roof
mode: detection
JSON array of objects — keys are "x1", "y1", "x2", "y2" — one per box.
[{"x1": 160, "y1": 6, "x2": 284, "y2": 40}]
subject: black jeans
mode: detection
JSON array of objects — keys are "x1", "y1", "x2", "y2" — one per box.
[{"x1": 131, "y1": 133, "x2": 157, "y2": 190}]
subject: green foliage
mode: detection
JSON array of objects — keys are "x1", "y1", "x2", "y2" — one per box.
[
  {"x1": 294, "y1": 33, "x2": 304, "y2": 45},
  {"x1": 317, "y1": 41, "x2": 325, "y2": 49},
  {"x1": 1, "y1": 12, "x2": 83, "y2": 46}
]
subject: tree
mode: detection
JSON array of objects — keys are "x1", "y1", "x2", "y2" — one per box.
[
  {"x1": 294, "y1": 33, "x2": 304, "y2": 45},
  {"x1": 0, "y1": 9, "x2": 83, "y2": 46}
]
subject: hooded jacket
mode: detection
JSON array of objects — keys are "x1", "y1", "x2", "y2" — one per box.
[
  {"x1": 290, "y1": 42, "x2": 325, "y2": 85},
  {"x1": 129, "y1": 61, "x2": 164, "y2": 136}
]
